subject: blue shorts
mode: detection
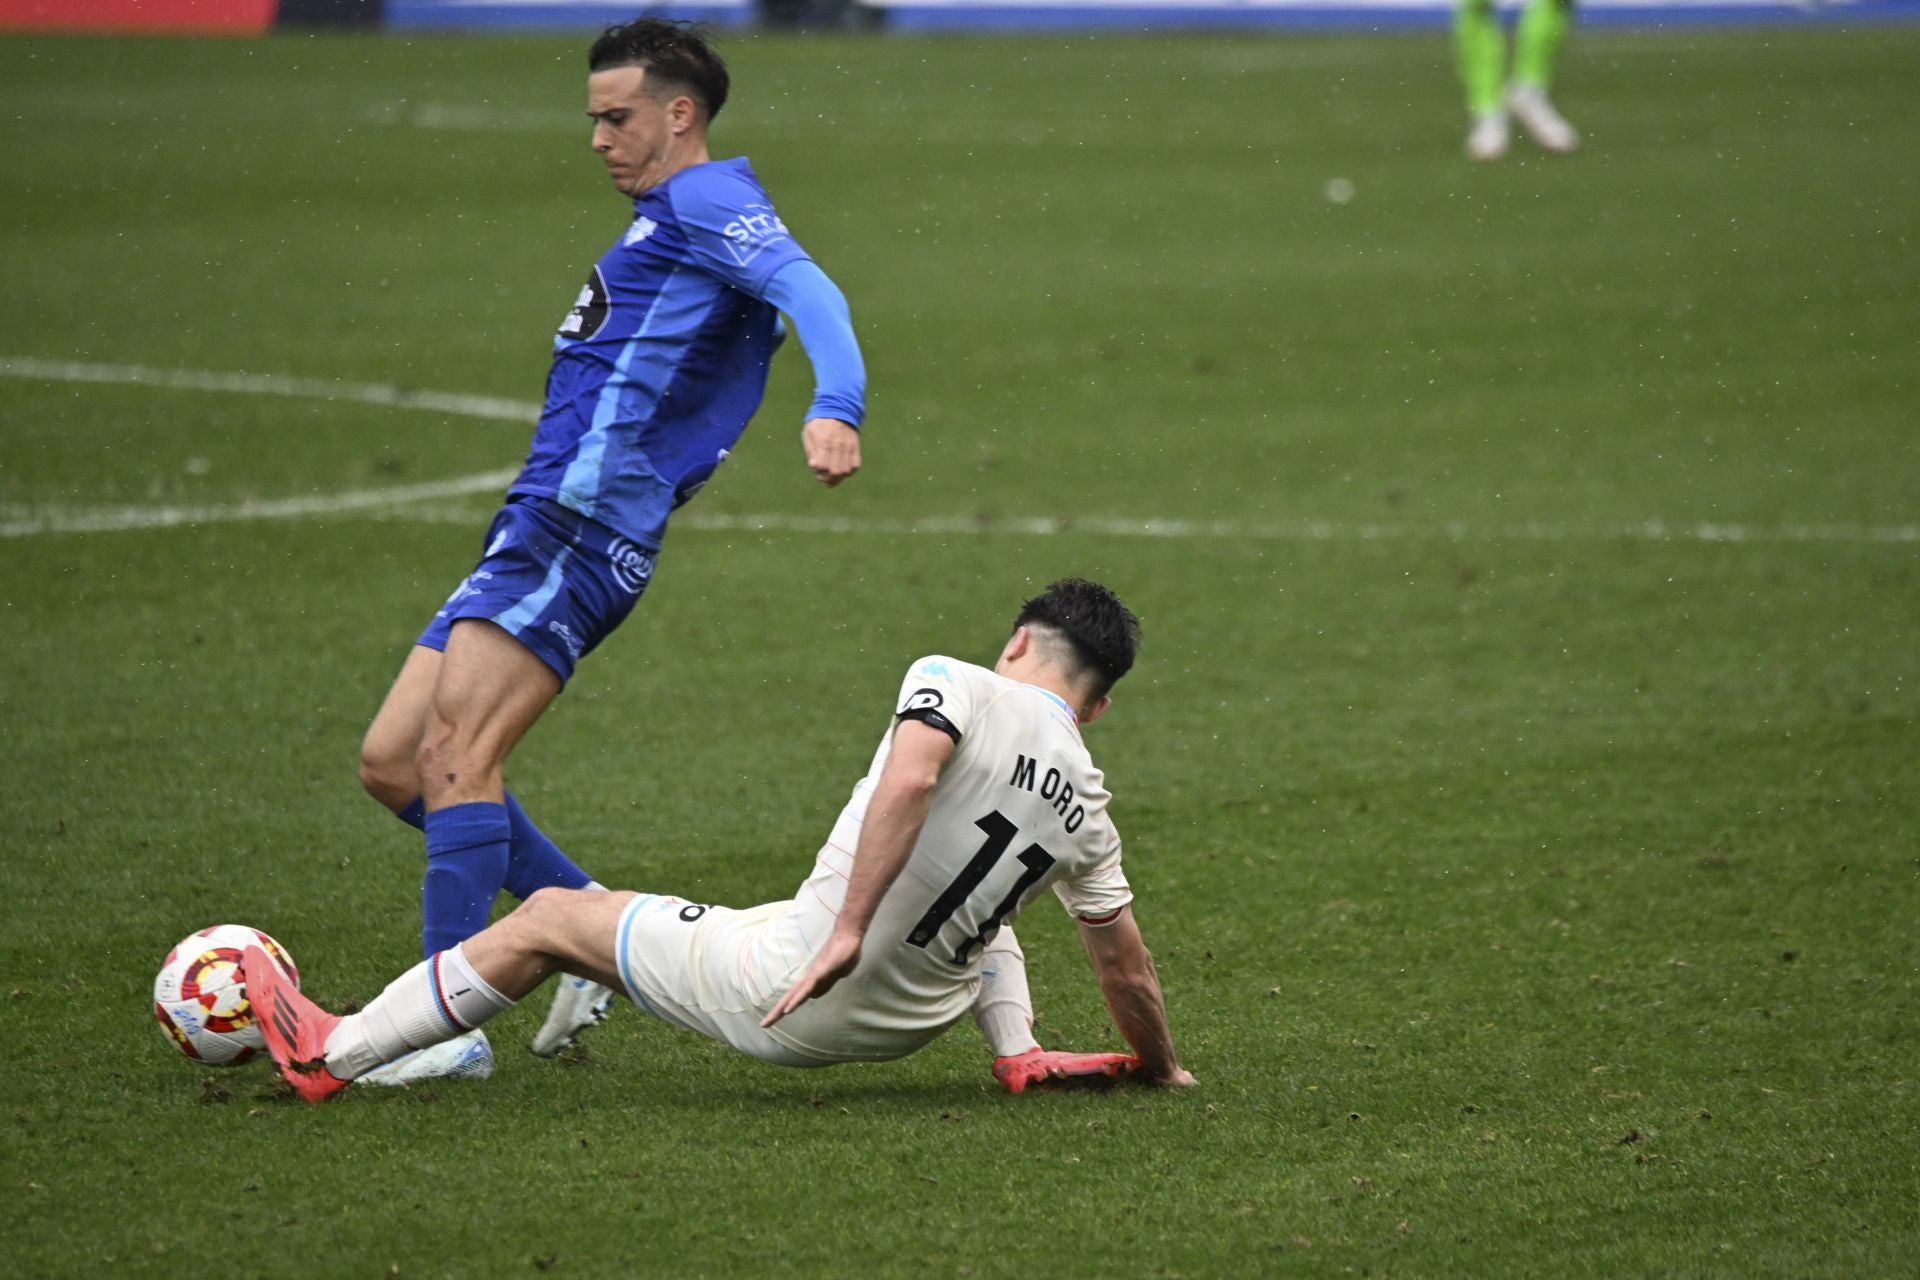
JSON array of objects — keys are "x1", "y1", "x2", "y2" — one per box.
[{"x1": 417, "y1": 497, "x2": 658, "y2": 685}]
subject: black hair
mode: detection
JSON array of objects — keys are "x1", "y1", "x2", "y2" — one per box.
[
  {"x1": 1013, "y1": 579, "x2": 1142, "y2": 698},
  {"x1": 587, "y1": 18, "x2": 730, "y2": 122}
]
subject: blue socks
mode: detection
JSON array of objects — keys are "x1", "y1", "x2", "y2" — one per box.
[
  {"x1": 421, "y1": 802, "x2": 512, "y2": 959},
  {"x1": 500, "y1": 792, "x2": 593, "y2": 898},
  {"x1": 400, "y1": 792, "x2": 593, "y2": 957}
]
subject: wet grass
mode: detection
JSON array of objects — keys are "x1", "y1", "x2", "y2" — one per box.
[{"x1": 1, "y1": 25, "x2": 1916, "y2": 1280}]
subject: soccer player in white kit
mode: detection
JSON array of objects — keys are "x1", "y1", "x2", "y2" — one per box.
[{"x1": 248, "y1": 581, "x2": 1194, "y2": 1101}]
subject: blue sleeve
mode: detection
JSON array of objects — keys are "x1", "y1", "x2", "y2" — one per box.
[
  {"x1": 665, "y1": 168, "x2": 811, "y2": 296},
  {"x1": 763, "y1": 260, "x2": 867, "y2": 430}
]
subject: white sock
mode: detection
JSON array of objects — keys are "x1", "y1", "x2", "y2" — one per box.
[
  {"x1": 972, "y1": 929, "x2": 1041, "y2": 1058},
  {"x1": 324, "y1": 944, "x2": 513, "y2": 1079},
  {"x1": 586, "y1": 880, "x2": 608, "y2": 892}
]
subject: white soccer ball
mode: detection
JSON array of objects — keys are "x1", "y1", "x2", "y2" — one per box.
[{"x1": 152, "y1": 924, "x2": 299, "y2": 1066}]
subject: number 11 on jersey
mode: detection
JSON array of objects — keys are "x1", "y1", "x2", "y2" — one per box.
[{"x1": 907, "y1": 810, "x2": 1056, "y2": 966}]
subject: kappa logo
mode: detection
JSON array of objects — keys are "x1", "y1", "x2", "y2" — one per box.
[
  {"x1": 720, "y1": 204, "x2": 791, "y2": 267},
  {"x1": 624, "y1": 215, "x2": 659, "y2": 247},
  {"x1": 608, "y1": 537, "x2": 655, "y2": 595}
]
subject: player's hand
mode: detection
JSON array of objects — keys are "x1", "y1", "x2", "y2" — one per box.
[
  {"x1": 801, "y1": 418, "x2": 861, "y2": 487},
  {"x1": 761, "y1": 929, "x2": 862, "y2": 1028}
]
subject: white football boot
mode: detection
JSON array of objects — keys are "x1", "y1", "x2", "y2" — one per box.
[
  {"x1": 1466, "y1": 110, "x2": 1510, "y2": 162},
  {"x1": 355, "y1": 1027, "x2": 495, "y2": 1087},
  {"x1": 1507, "y1": 85, "x2": 1579, "y2": 153},
  {"x1": 530, "y1": 975, "x2": 615, "y2": 1057}
]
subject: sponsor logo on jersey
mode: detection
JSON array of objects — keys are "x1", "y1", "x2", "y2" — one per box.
[
  {"x1": 558, "y1": 265, "x2": 610, "y2": 342},
  {"x1": 720, "y1": 204, "x2": 791, "y2": 267},
  {"x1": 624, "y1": 215, "x2": 659, "y2": 247},
  {"x1": 608, "y1": 537, "x2": 655, "y2": 595},
  {"x1": 900, "y1": 687, "x2": 945, "y2": 713}
]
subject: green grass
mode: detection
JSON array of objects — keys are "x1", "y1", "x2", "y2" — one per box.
[{"x1": 1, "y1": 25, "x2": 1916, "y2": 1279}]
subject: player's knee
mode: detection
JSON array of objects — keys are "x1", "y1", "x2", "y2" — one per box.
[
  {"x1": 358, "y1": 741, "x2": 416, "y2": 808},
  {"x1": 514, "y1": 886, "x2": 575, "y2": 930},
  {"x1": 503, "y1": 888, "x2": 579, "y2": 953}
]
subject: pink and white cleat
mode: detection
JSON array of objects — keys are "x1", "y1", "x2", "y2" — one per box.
[{"x1": 242, "y1": 946, "x2": 349, "y2": 1104}]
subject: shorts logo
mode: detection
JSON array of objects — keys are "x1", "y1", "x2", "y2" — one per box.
[
  {"x1": 608, "y1": 538, "x2": 655, "y2": 595},
  {"x1": 720, "y1": 204, "x2": 791, "y2": 268},
  {"x1": 900, "y1": 688, "x2": 945, "y2": 714},
  {"x1": 547, "y1": 620, "x2": 583, "y2": 661}
]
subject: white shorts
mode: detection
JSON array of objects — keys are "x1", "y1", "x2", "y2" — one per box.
[{"x1": 613, "y1": 893, "x2": 833, "y2": 1068}]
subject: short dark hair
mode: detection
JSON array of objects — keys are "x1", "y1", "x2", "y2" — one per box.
[
  {"x1": 588, "y1": 18, "x2": 730, "y2": 122},
  {"x1": 1014, "y1": 579, "x2": 1141, "y2": 698}
]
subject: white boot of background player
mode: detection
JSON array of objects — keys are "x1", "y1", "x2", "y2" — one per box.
[
  {"x1": 356, "y1": 1025, "x2": 495, "y2": 1086},
  {"x1": 1507, "y1": 83, "x2": 1579, "y2": 153},
  {"x1": 531, "y1": 973, "x2": 615, "y2": 1056}
]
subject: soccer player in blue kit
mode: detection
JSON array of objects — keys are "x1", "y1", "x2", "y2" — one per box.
[{"x1": 352, "y1": 19, "x2": 868, "y2": 1084}]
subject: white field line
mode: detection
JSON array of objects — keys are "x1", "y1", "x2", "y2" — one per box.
[
  {"x1": 0, "y1": 471, "x2": 520, "y2": 537},
  {"x1": 2, "y1": 357, "x2": 1915, "y2": 546},
  {"x1": 0, "y1": 356, "x2": 540, "y2": 424},
  {"x1": 676, "y1": 512, "x2": 1920, "y2": 545}
]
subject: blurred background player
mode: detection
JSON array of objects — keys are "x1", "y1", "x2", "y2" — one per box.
[
  {"x1": 351, "y1": 18, "x2": 868, "y2": 1084},
  {"x1": 250, "y1": 581, "x2": 1194, "y2": 1101},
  {"x1": 1455, "y1": 0, "x2": 1579, "y2": 161}
]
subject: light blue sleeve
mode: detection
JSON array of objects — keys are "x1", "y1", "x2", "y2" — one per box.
[
  {"x1": 665, "y1": 167, "x2": 812, "y2": 297},
  {"x1": 763, "y1": 259, "x2": 867, "y2": 430}
]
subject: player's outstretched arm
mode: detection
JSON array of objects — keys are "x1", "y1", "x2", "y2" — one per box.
[
  {"x1": 763, "y1": 261, "x2": 866, "y2": 488},
  {"x1": 1077, "y1": 908, "x2": 1195, "y2": 1087},
  {"x1": 762, "y1": 720, "x2": 956, "y2": 1027}
]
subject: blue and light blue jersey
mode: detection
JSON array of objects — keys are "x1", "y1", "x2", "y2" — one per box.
[{"x1": 509, "y1": 158, "x2": 813, "y2": 550}]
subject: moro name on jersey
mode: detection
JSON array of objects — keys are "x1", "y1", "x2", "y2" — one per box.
[{"x1": 1008, "y1": 754, "x2": 1088, "y2": 833}]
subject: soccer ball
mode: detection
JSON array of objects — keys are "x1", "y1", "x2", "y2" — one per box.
[{"x1": 152, "y1": 925, "x2": 299, "y2": 1066}]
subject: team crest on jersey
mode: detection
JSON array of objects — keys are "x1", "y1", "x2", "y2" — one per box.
[
  {"x1": 720, "y1": 204, "x2": 791, "y2": 268},
  {"x1": 558, "y1": 266, "x2": 610, "y2": 341},
  {"x1": 624, "y1": 215, "x2": 658, "y2": 247}
]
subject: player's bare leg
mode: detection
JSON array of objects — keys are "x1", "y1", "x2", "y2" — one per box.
[
  {"x1": 359, "y1": 644, "x2": 442, "y2": 813},
  {"x1": 417, "y1": 619, "x2": 560, "y2": 811},
  {"x1": 252, "y1": 889, "x2": 637, "y2": 1103}
]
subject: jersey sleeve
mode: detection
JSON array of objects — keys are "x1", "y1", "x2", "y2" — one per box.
[
  {"x1": 892, "y1": 655, "x2": 980, "y2": 744},
  {"x1": 1053, "y1": 832, "x2": 1134, "y2": 925},
  {"x1": 665, "y1": 167, "x2": 812, "y2": 297}
]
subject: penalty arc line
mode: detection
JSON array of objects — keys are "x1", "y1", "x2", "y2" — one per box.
[{"x1": 2, "y1": 356, "x2": 1915, "y2": 546}]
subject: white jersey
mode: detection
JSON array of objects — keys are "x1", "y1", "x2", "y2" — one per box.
[{"x1": 759, "y1": 655, "x2": 1134, "y2": 1061}]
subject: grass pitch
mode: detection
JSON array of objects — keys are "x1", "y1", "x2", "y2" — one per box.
[{"x1": 1, "y1": 25, "x2": 1916, "y2": 1279}]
